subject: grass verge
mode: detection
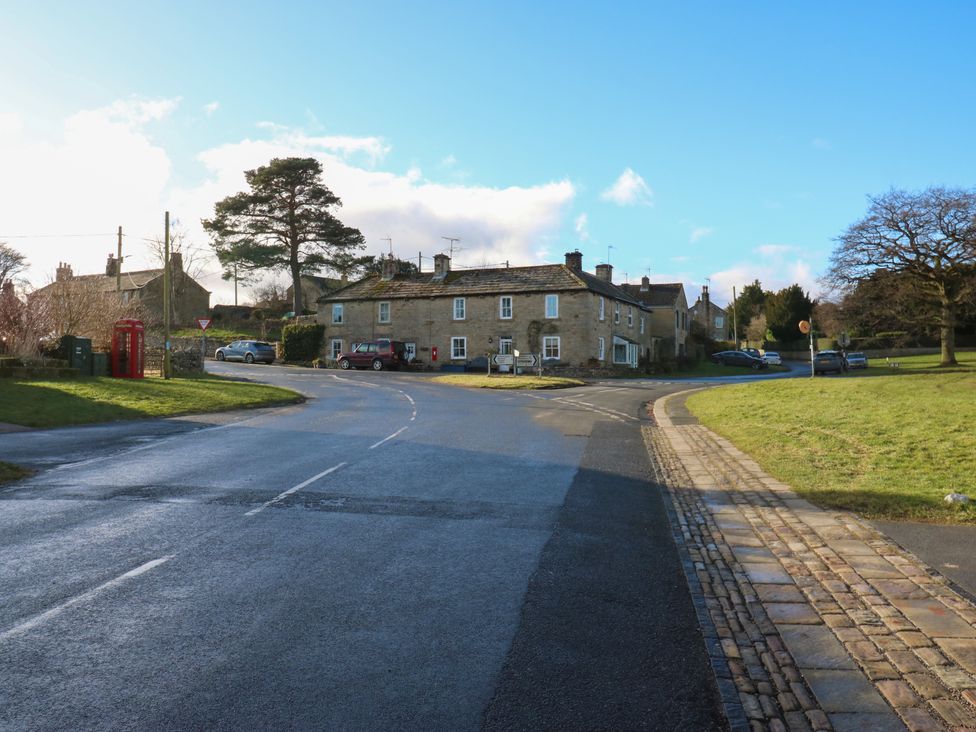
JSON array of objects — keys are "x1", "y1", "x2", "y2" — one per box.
[
  {"x1": 432, "y1": 374, "x2": 584, "y2": 389},
  {"x1": 685, "y1": 371, "x2": 976, "y2": 523},
  {"x1": 0, "y1": 375, "x2": 302, "y2": 428},
  {"x1": 0, "y1": 461, "x2": 32, "y2": 484}
]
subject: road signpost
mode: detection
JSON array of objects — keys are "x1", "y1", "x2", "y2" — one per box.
[
  {"x1": 799, "y1": 319, "x2": 814, "y2": 377},
  {"x1": 196, "y1": 317, "x2": 212, "y2": 363}
]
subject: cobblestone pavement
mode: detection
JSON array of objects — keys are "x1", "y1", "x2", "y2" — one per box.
[{"x1": 646, "y1": 390, "x2": 976, "y2": 732}]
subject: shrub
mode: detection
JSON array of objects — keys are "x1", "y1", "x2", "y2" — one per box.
[{"x1": 281, "y1": 322, "x2": 325, "y2": 362}]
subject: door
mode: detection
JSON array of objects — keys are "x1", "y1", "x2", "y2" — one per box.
[{"x1": 498, "y1": 337, "x2": 512, "y2": 372}]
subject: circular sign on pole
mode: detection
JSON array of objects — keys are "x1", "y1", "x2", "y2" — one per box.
[{"x1": 798, "y1": 320, "x2": 811, "y2": 335}]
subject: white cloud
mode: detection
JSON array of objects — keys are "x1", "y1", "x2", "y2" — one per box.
[
  {"x1": 708, "y1": 250, "x2": 820, "y2": 305},
  {"x1": 203, "y1": 101, "x2": 220, "y2": 116},
  {"x1": 690, "y1": 226, "x2": 714, "y2": 243},
  {"x1": 600, "y1": 168, "x2": 653, "y2": 206},
  {"x1": 440, "y1": 154, "x2": 457, "y2": 168},
  {"x1": 754, "y1": 243, "x2": 796, "y2": 257},
  {"x1": 574, "y1": 213, "x2": 590, "y2": 241}
]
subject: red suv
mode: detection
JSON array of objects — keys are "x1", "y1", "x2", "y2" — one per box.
[{"x1": 337, "y1": 340, "x2": 407, "y2": 371}]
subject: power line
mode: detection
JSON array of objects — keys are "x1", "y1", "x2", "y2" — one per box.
[{"x1": 0, "y1": 232, "x2": 118, "y2": 239}]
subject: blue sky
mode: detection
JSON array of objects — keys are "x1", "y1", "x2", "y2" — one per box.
[{"x1": 3, "y1": 1, "x2": 975, "y2": 306}]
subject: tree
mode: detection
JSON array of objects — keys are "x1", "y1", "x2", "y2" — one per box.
[
  {"x1": 730, "y1": 280, "x2": 767, "y2": 333},
  {"x1": 0, "y1": 242, "x2": 27, "y2": 289},
  {"x1": 827, "y1": 187, "x2": 976, "y2": 365},
  {"x1": 744, "y1": 313, "x2": 768, "y2": 346},
  {"x1": 361, "y1": 256, "x2": 419, "y2": 277},
  {"x1": 765, "y1": 284, "x2": 814, "y2": 342},
  {"x1": 202, "y1": 157, "x2": 366, "y2": 314}
]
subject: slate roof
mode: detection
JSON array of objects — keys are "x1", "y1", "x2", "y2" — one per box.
[
  {"x1": 618, "y1": 282, "x2": 684, "y2": 307},
  {"x1": 319, "y1": 264, "x2": 651, "y2": 308},
  {"x1": 36, "y1": 269, "x2": 164, "y2": 295}
]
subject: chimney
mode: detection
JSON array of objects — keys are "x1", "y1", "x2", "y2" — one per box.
[
  {"x1": 595, "y1": 263, "x2": 612, "y2": 283},
  {"x1": 381, "y1": 254, "x2": 398, "y2": 281},
  {"x1": 640, "y1": 275, "x2": 650, "y2": 292},
  {"x1": 564, "y1": 250, "x2": 582, "y2": 271},
  {"x1": 56, "y1": 262, "x2": 73, "y2": 282},
  {"x1": 702, "y1": 285, "x2": 711, "y2": 319},
  {"x1": 105, "y1": 254, "x2": 118, "y2": 277},
  {"x1": 170, "y1": 251, "x2": 183, "y2": 272},
  {"x1": 433, "y1": 253, "x2": 451, "y2": 280}
]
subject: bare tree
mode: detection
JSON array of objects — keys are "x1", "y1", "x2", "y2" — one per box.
[
  {"x1": 0, "y1": 242, "x2": 28, "y2": 289},
  {"x1": 145, "y1": 219, "x2": 212, "y2": 281},
  {"x1": 0, "y1": 283, "x2": 50, "y2": 358},
  {"x1": 30, "y1": 277, "x2": 147, "y2": 350},
  {"x1": 827, "y1": 187, "x2": 976, "y2": 365}
]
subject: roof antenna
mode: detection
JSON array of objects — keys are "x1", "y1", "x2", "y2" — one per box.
[
  {"x1": 441, "y1": 236, "x2": 461, "y2": 259},
  {"x1": 607, "y1": 244, "x2": 614, "y2": 265},
  {"x1": 381, "y1": 236, "x2": 393, "y2": 256}
]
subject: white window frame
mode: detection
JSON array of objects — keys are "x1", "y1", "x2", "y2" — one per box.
[
  {"x1": 451, "y1": 336, "x2": 467, "y2": 360},
  {"x1": 599, "y1": 297, "x2": 605, "y2": 321},
  {"x1": 598, "y1": 336, "x2": 605, "y2": 361},
  {"x1": 545, "y1": 294, "x2": 559, "y2": 319},
  {"x1": 332, "y1": 303, "x2": 344, "y2": 324},
  {"x1": 499, "y1": 296, "x2": 513, "y2": 319},
  {"x1": 377, "y1": 301, "x2": 391, "y2": 323},
  {"x1": 330, "y1": 339, "x2": 343, "y2": 360},
  {"x1": 453, "y1": 297, "x2": 466, "y2": 321},
  {"x1": 627, "y1": 306, "x2": 634, "y2": 327},
  {"x1": 613, "y1": 336, "x2": 630, "y2": 365},
  {"x1": 543, "y1": 335, "x2": 560, "y2": 361},
  {"x1": 640, "y1": 316, "x2": 645, "y2": 334},
  {"x1": 614, "y1": 302, "x2": 620, "y2": 324}
]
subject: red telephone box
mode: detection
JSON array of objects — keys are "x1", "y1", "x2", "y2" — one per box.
[{"x1": 111, "y1": 319, "x2": 145, "y2": 378}]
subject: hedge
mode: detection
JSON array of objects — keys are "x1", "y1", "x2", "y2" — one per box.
[{"x1": 281, "y1": 323, "x2": 325, "y2": 362}]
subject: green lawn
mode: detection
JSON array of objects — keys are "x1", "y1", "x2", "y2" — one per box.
[
  {"x1": 171, "y1": 326, "x2": 269, "y2": 342},
  {"x1": 0, "y1": 375, "x2": 302, "y2": 428},
  {"x1": 853, "y1": 350, "x2": 976, "y2": 374},
  {"x1": 685, "y1": 369, "x2": 976, "y2": 523},
  {"x1": 432, "y1": 374, "x2": 584, "y2": 389}
]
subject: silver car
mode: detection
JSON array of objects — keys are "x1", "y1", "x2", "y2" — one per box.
[
  {"x1": 845, "y1": 352, "x2": 868, "y2": 369},
  {"x1": 215, "y1": 340, "x2": 276, "y2": 364},
  {"x1": 762, "y1": 351, "x2": 782, "y2": 366}
]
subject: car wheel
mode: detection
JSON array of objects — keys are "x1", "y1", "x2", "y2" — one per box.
[
  {"x1": 245, "y1": 353, "x2": 254, "y2": 364},
  {"x1": 371, "y1": 359, "x2": 383, "y2": 371},
  {"x1": 338, "y1": 358, "x2": 351, "y2": 370},
  {"x1": 216, "y1": 351, "x2": 225, "y2": 361},
  {"x1": 752, "y1": 362, "x2": 762, "y2": 370}
]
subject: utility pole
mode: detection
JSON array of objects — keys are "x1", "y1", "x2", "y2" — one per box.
[
  {"x1": 233, "y1": 262, "x2": 238, "y2": 306},
  {"x1": 163, "y1": 211, "x2": 172, "y2": 380},
  {"x1": 418, "y1": 251, "x2": 422, "y2": 271},
  {"x1": 732, "y1": 285, "x2": 738, "y2": 348},
  {"x1": 607, "y1": 244, "x2": 615, "y2": 266},
  {"x1": 116, "y1": 226, "x2": 123, "y2": 292}
]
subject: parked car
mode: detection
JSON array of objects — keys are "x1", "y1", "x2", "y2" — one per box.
[
  {"x1": 214, "y1": 340, "x2": 276, "y2": 364},
  {"x1": 813, "y1": 350, "x2": 847, "y2": 375},
  {"x1": 762, "y1": 351, "x2": 782, "y2": 366},
  {"x1": 710, "y1": 350, "x2": 768, "y2": 369},
  {"x1": 845, "y1": 352, "x2": 868, "y2": 369},
  {"x1": 741, "y1": 347, "x2": 762, "y2": 358},
  {"x1": 337, "y1": 339, "x2": 407, "y2": 371}
]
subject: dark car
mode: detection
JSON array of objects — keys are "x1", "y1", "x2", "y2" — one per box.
[
  {"x1": 813, "y1": 350, "x2": 848, "y2": 375},
  {"x1": 214, "y1": 340, "x2": 276, "y2": 364},
  {"x1": 710, "y1": 350, "x2": 768, "y2": 369},
  {"x1": 337, "y1": 339, "x2": 407, "y2": 371}
]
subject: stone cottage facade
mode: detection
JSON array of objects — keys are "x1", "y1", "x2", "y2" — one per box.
[
  {"x1": 619, "y1": 279, "x2": 690, "y2": 357},
  {"x1": 689, "y1": 284, "x2": 729, "y2": 342},
  {"x1": 317, "y1": 252, "x2": 660, "y2": 370}
]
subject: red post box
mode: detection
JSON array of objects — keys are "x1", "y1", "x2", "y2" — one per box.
[
  {"x1": 431, "y1": 346, "x2": 438, "y2": 362},
  {"x1": 111, "y1": 319, "x2": 145, "y2": 378}
]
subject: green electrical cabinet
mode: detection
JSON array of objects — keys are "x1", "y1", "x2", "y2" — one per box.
[
  {"x1": 91, "y1": 351, "x2": 109, "y2": 376},
  {"x1": 57, "y1": 335, "x2": 93, "y2": 375}
]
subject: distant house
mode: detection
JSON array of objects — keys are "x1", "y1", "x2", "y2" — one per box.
[
  {"x1": 34, "y1": 253, "x2": 210, "y2": 326},
  {"x1": 618, "y1": 278, "x2": 690, "y2": 356},
  {"x1": 286, "y1": 274, "x2": 346, "y2": 314},
  {"x1": 317, "y1": 251, "x2": 661, "y2": 370},
  {"x1": 689, "y1": 285, "x2": 729, "y2": 341}
]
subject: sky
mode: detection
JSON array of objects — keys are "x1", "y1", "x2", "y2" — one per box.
[{"x1": 2, "y1": 1, "x2": 975, "y2": 308}]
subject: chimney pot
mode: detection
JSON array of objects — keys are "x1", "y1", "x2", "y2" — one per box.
[
  {"x1": 640, "y1": 275, "x2": 650, "y2": 291},
  {"x1": 433, "y1": 253, "x2": 451, "y2": 279},
  {"x1": 595, "y1": 263, "x2": 613, "y2": 283},
  {"x1": 381, "y1": 255, "x2": 398, "y2": 280},
  {"x1": 564, "y1": 250, "x2": 582, "y2": 271}
]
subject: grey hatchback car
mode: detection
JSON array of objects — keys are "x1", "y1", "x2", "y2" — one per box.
[{"x1": 215, "y1": 340, "x2": 276, "y2": 364}]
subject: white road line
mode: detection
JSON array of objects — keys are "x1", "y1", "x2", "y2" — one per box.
[
  {"x1": 0, "y1": 555, "x2": 174, "y2": 642},
  {"x1": 369, "y1": 426, "x2": 408, "y2": 449},
  {"x1": 245, "y1": 462, "x2": 347, "y2": 517}
]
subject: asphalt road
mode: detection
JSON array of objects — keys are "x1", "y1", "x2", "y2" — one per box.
[{"x1": 1, "y1": 364, "x2": 730, "y2": 730}]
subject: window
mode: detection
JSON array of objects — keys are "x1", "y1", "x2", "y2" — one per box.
[
  {"x1": 545, "y1": 294, "x2": 559, "y2": 318},
  {"x1": 543, "y1": 336, "x2": 560, "y2": 360},
  {"x1": 640, "y1": 316, "x2": 645, "y2": 334},
  {"x1": 451, "y1": 337, "x2": 467, "y2": 360},
  {"x1": 498, "y1": 337, "x2": 513, "y2": 355},
  {"x1": 627, "y1": 306, "x2": 634, "y2": 327},
  {"x1": 613, "y1": 340, "x2": 628, "y2": 364},
  {"x1": 599, "y1": 297, "x2": 605, "y2": 321},
  {"x1": 332, "y1": 303, "x2": 344, "y2": 324},
  {"x1": 614, "y1": 302, "x2": 620, "y2": 324},
  {"x1": 598, "y1": 336, "x2": 605, "y2": 361},
  {"x1": 675, "y1": 311, "x2": 680, "y2": 329},
  {"x1": 330, "y1": 339, "x2": 342, "y2": 360},
  {"x1": 378, "y1": 301, "x2": 391, "y2": 323},
  {"x1": 499, "y1": 296, "x2": 513, "y2": 319},
  {"x1": 453, "y1": 297, "x2": 466, "y2": 320},
  {"x1": 715, "y1": 315, "x2": 725, "y2": 328},
  {"x1": 682, "y1": 312, "x2": 687, "y2": 330}
]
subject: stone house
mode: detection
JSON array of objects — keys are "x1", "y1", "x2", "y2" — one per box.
[
  {"x1": 618, "y1": 279, "x2": 690, "y2": 356},
  {"x1": 285, "y1": 274, "x2": 345, "y2": 314},
  {"x1": 317, "y1": 251, "x2": 660, "y2": 370},
  {"x1": 35, "y1": 253, "x2": 210, "y2": 327},
  {"x1": 689, "y1": 285, "x2": 729, "y2": 341}
]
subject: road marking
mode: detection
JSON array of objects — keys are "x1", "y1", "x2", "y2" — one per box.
[
  {"x1": 245, "y1": 462, "x2": 347, "y2": 516},
  {"x1": 370, "y1": 426, "x2": 408, "y2": 449},
  {"x1": 0, "y1": 555, "x2": 174, "y2": 642}
]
